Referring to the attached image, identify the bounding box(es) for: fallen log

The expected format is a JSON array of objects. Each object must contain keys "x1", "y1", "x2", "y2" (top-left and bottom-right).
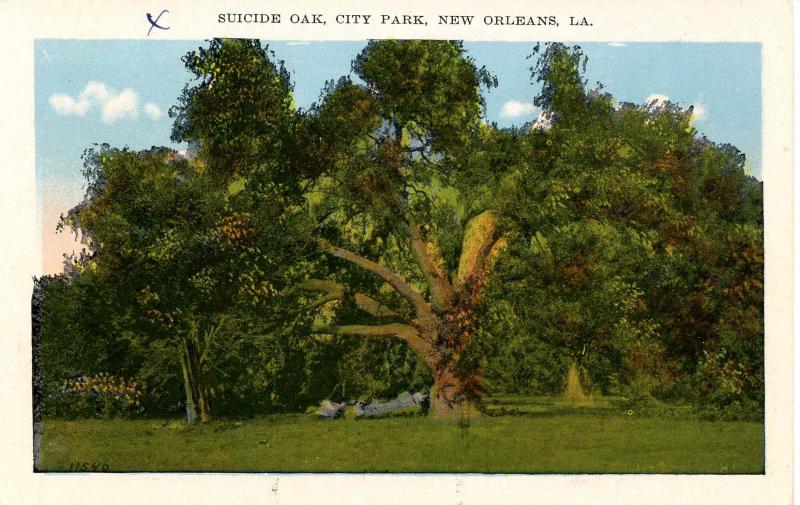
[
  {"x1": 316, "y1": 391, "x2": 429, "y2": 419},
  {"x1": 354, "y1": 391, "x2": 428, "y2": 418}
]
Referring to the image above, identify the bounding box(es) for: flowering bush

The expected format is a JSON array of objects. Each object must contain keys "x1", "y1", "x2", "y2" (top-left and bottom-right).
[{"x1": 52, "y1": 373, "x2": 145, "y2": 418}]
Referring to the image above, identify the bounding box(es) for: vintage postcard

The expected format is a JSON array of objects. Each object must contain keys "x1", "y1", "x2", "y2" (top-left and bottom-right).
[{"x1": 0, "y1": 0, "x2": 793, "y2": 503}]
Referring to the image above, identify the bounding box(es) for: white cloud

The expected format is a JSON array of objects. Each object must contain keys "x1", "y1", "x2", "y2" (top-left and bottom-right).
[
  {"x1": 690, "y1": 103, "x2": 706, "y2": 121},
  {"x1": 286, "y1": 41, "x2": 311, "y2": 46},
  {"x1": 82, "y1": 81, "x2": 111, "y2": 103},
  {"x1": 607, "y1": 42, "x2": 626, "y2": 47},
  {"x1": 500, "y1": 100, "x2": 535, "y2": 118},
  {"x1": 49, "y1": 93, "x2": 89, "y2": 116},
  {"x1": 645, "y1": 93, "x2": 669, "y2": 109},
  {"x1": 532, "y1": 110, "x2": 556, "y2": 131},
  {"x1": 48, "y1": 81, "x2": 142, "y2": 124},
  {"x1": 101, "y1": 89, "x2": 138, "y2": 123},
  {"x1": 144, "y1": 102, "x2": 164, "y2": 120}
]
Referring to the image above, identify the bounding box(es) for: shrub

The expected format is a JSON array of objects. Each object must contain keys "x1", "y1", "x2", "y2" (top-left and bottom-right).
[
  {"x1": 692, "y1": 349, "x2": 763, "y2": 421},
  {"x1": 49, "y1": 373, "x2": 145, "y2": 419}
]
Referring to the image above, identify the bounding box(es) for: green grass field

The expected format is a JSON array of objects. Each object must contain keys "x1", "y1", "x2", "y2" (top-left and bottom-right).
[{"x1": 39, "y1": 396, "x2": 764, "y2": 474}]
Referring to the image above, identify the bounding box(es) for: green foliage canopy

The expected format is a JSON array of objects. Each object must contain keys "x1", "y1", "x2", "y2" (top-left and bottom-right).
[{"x1": 38, "y1": 40, "x2": 763, "y2": 421}]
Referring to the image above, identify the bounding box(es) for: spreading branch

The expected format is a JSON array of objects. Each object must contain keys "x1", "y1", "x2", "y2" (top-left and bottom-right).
[
  {"x1": 353, "y1": 293, "x2": 399, "y2": 318},
  {"x1": 291, "y1": 279, "x2": 345, "y2": 309},
  {"x1": 405, "y1": 216, "x2": 454, "y2": 312},
  {"x1": 393, "y1": 180, "x2": 453, "y2": 312},
  {"x1": 293, "y1": 279, "x2": 400, "y2": 319},
  {"x1": 485, "y1": 236, "x2": 508, "y2": 271},
  {"x1": 312, "y1": 323, "x2": 430, "y2": 355},
  {"x1": 315, "y1": 239, "x2": 434, "y2": 324}
]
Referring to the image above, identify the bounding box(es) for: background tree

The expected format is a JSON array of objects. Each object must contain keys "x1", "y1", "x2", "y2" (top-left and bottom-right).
[{"x1": 481, "y1": 44, "x2": 763, "y2": 416}]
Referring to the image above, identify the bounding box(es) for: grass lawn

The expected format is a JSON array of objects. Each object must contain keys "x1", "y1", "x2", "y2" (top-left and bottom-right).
[{"x1": 39, "y1": 396, "x2": 764, "y2": 474}]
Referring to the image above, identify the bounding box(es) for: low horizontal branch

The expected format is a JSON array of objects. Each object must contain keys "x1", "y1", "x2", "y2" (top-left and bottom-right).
[
  {"x1": 312, "y1": 323, "x2": 430, "y2": 356},
  {"x1": 292, "y1": 278, "x2": 400, "y2": 319}
]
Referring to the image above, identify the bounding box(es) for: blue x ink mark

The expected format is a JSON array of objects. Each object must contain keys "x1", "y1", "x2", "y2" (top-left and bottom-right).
[{"x1": 147, "y1": 10, "x2": 170, "y2": 36}]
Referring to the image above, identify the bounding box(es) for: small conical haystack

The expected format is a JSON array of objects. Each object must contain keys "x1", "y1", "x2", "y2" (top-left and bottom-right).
[{"x1": 564, "y1": 362, "x2": 593, "y2": 406}]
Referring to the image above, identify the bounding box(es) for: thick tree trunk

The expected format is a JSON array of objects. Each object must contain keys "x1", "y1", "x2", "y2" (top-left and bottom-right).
[
  {"x1": 311, "y1": 222, "x2": 506, "y2": 419},
  {"x1": 418, "y1": 322, "x2": 481, "y2": 419},
  {"x1": 429, "y1": 368, "x2": 479, "y2": 418}
]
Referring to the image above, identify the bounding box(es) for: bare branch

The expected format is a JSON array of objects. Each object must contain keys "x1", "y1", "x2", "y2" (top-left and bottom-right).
[
  {"x1": 393, "y1": 183, "x2": 453, "y2": 311},
  {"x1": 293, "y1": 279, "x2": 345, "y2": 298},
  {"x1": 405, "y1": 183, "x2": 435, "y2": 208},
  {"x1": 312, "y1": 323, "x2": 430, "y2": 355},
  {"x1": 418, "y1": 151, "x2": 436, "y2": 165},
  {"x1": 316, "y1": 238, "x2": 436, "y2": 322},
  {"x1": 314, "y1": 322, "x2": 414, "y2": 337},
  {"x1": 292, "y1": 278, "x2": 401, "y2": 319},
  {"x1": 353, "y1": 293, "x2": 399, "y2": 318},
  {"x1": 405, "y1": 216, "x2": 454, "y2": 311},
  {"x1": 290, "y1": 279, "x2": 345, "y2": 310}
]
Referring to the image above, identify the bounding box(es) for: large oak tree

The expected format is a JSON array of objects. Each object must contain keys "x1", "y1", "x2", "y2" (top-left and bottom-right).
[{"x1": 57, "y1": 39, "x2": 763, "y2": 421}]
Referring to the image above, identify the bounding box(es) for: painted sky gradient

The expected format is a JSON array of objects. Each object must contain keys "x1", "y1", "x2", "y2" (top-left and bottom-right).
[{"x1": 35, "y1": 40, "x2": 761, "y2": 275}]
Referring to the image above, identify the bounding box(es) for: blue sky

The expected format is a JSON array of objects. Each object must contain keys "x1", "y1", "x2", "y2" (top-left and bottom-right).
[{"x1": 35, "y1": 40, "x2": 761, "y2": 274}]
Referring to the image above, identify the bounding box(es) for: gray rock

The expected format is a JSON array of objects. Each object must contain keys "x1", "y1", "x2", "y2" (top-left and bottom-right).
[{"x1": 318, "y1": 399, "x2": 347, "y2": 419}]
